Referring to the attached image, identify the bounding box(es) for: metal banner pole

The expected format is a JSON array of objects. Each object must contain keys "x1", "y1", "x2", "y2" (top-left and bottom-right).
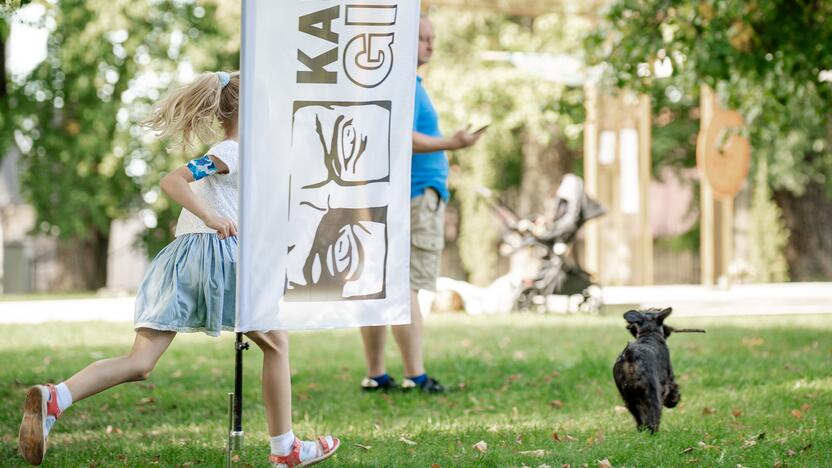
[{"x1": 226, "y1": 332, "x2": 249, "y2": 466}]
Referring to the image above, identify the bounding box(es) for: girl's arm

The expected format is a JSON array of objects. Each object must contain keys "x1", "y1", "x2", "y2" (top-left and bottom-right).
[{"x1": 160, "y1": 159, "x2": 237, "y2": 239}]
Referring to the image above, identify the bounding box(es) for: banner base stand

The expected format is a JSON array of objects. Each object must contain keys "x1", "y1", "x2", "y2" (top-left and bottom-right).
[{"x1": 226, "y1": 333, "x2": 249, "y2": 467}]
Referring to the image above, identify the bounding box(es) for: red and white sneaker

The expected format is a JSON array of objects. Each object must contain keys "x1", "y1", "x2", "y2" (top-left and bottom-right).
[
  {"x1": 18, "y1": 384, "x2": 62, "y2": 466},
  {"x1": 269, "y1": 436, "x2": 340, "y2": 468}
]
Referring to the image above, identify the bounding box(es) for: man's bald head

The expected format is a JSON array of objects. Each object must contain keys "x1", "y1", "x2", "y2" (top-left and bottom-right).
[{"x1": 418, "y1": 16, "x2": 435, "y2": 67}]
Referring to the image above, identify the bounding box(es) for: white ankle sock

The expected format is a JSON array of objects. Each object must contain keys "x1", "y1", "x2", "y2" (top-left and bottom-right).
[
  {"x1": 270, "y1": 430, "x2": 296, "y2": 456},
  {"x1": 55, "y1": 383, "x2": 73, "y2": 413},
  {"x1": 44, "y1": 383, "x2": 73, "y2": 437}
]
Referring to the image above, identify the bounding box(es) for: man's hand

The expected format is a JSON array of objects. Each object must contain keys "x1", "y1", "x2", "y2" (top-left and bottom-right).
[
  {"x1": 204, "y1": 215, "x2": 238, "y2": 240},
  {"x1": 450, "y1": 125, "x2": 484, "y2": 150}
]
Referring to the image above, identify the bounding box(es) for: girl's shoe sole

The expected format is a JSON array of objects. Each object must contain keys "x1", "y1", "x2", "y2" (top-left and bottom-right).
[{"x1": 19, "y1": 386, "x2": 47, "y2": 466}]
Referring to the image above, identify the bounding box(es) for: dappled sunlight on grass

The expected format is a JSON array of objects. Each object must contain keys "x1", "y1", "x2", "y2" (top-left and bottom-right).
[{"x1": 1, "y1": 314, "x2": 830, "y2": 466}]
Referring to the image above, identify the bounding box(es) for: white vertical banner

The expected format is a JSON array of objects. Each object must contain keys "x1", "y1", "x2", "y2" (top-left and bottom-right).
[{"x1": 237, "y1": 0, "x2": 420, "y2": 331}]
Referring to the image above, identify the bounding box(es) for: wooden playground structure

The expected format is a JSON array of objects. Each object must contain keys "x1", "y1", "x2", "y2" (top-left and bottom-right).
[{"x1": 423, "y1": 0, "x2": 752, "y2": 287}]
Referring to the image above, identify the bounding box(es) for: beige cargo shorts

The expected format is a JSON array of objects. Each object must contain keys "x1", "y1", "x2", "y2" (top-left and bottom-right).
[{"x1": 410, "y1": 188, "x2": 445, "y2": 292}]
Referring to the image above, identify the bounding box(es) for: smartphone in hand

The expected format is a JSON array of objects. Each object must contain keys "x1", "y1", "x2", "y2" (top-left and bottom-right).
[{"x1": 471, "y1": 124, "x2": 489, "y2": 134}]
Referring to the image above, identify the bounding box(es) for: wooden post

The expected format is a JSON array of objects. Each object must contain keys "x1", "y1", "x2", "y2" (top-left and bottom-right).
[
  {"x1": 583, "y1": 85, "x2": 653, "y2": 286},
  {"x1": 583, "y1": 83, "x2": 600, "y2": 277},
  {"x1": 637, "y1": 94, "x2": 654, "y2": 285},
  {"x1": 699, "y1": 85, "x2": 735, "y2": 286}
]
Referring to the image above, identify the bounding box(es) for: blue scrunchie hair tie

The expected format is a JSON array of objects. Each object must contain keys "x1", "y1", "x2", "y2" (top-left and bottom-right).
[{"x1": 217, "y1": 71, "x2": 231, "y2": 89}]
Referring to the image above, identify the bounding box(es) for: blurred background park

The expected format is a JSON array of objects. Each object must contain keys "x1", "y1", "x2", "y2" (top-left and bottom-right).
[
  {"x1": 1, "y1": 1, "x2": 831, "y2": 467},
  {"x1": 2, "y1": 0, "x2": 832, "y2": 301}
]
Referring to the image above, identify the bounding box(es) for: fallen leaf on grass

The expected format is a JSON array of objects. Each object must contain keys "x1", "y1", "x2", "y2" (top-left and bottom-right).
[
  {"x1": 741, "y1": 439, "x2": 756, "y2": 449},
  {"x1": 550, "y1": 400, "x2": 564, "y2": 409},
  {"x1": 613, "y1": 405, "x2": 628, "y2": 414},
  {"x1": 431, "y1": 464, "x2": 440, "y2": 468},
  {"x1": 597, "y1": 459, "x2": 612, "y2": 468},
  {"x1": 680, "y1": 447, "x2": 694, "y2": 454},
  {"x1": 519, "y1": 449, "x2": 545, "y2": 457},
  {"x1": 741, "y1": 337, "x2": 764, "y2": 348},
  {"x1": 800, "y1": 403, "x2": 812, "y2": 412},
  {"x1": 472, "y1": 440, "x2": 488, "y2": 453},
  {"x1": 552, "y1": 432, "x2": 577, "y2": 443},
  {"x1": 697, "y1": 441, "x2": 715, "y2": 449},
  {"x1": 786, "y1": 449, "x2": 796, "y2": 457},
  {"x1": 138, "y1": 397, "x2": 156, "y2": 405},
  {"x1": 731, "y1": 409, "x2": 742, "y2": 418},
  {"x1": 355, "y1": 443, "x2": 371, "y2": 451},
  {"x1": 702, "y1": 407, "x2": 716, "y2": 415},
  {"x1": 587, "y1": 431, "x2": 605, "y2": 445},
  {"x1": 105, "y1": 425, "x2": 122, "y2": 434},
  {"x1": 230, "y1": 455, "x2": 239, "y2": 462},
  {"x1": 790, "y1": 409, "x2": 803, "y2": 419},
  {"x1": 399, "y1": 436, "x2": 417, "y2": 446}
]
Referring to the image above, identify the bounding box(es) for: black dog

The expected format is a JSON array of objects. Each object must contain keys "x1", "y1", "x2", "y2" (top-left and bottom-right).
[{"x1": 613, "y1": 308, "x2": 703, "y2": 432}]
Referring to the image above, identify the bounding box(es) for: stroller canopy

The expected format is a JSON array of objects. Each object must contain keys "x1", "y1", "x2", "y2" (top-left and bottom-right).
[{"x1": 538, "y1": 174, "x2": 606, "y2": 244}]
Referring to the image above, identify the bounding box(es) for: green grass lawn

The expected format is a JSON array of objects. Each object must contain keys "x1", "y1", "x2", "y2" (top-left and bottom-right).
[{"x1": 1, "y1": 314, "x2": 830, "y2": 467}]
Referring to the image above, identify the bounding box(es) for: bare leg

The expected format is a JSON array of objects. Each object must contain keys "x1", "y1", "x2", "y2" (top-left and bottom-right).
[
  {"x1": 359, "y1": 325, "x2": 388, "y2": 377},
  {"x1": 246, "y1": 330, "x2": 291, "y2": 436},
  {"x1": 391, "y1": 290, "x2": 425, "y2": 377},
  {"x1": 65, "y1": 328, "x2": 176, "y2": 402}
]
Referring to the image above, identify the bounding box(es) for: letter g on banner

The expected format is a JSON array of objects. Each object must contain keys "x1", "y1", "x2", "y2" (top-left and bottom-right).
[{"x1": 342, "y1": 4, "x2": 398, "y2": 88}]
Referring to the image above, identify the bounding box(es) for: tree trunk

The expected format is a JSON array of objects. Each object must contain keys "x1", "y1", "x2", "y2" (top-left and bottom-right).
[
  {"x1": 515, "y1": 126, "x2": 575, "y2": 217},
  {"x1": 774, "y1": 184, "x2": 832, "y2": 280},
  {"x1": 0, "y1": 21, "x2": 7, "y2": 98},
  {"x1": 56, "y1": 229, "x2": 109, "y2": 291}
]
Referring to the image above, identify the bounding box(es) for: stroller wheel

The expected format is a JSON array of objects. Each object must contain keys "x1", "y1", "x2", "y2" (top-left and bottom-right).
[
  {"x1": 578, "y1": 293, "x2": 602, "y2": 314},
  {"x1": 515, "y1": 291, "x2": 532, "y2": 312},
  {"x1": 515, "y1": 289, "x2": 544, "y2": 313}
]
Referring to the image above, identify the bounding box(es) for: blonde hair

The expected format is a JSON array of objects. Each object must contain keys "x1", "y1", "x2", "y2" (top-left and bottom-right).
[{"x1": 142, "y1": 71, "x2": 240, "y2": 150}]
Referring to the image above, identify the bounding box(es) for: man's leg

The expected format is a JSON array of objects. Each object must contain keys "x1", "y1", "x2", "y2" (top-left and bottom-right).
[
  {"x1": 396, "y1": 188, "x2": 444, "y2": 392},
  {"x1": 359, "y1": 325, "x2": 388, "y2": 378},
  {"x1": 391, "y1": 290, "x2": 424, "y2": 377}
]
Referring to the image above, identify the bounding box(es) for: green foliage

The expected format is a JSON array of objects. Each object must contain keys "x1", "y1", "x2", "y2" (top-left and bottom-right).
[
  {"x1": 1, "y1": 0, "x2": 239, "y2": 262},
  {"x1": 587, "y1": 0, "x2": 832, "y2": 195},
  {"x1": 2, "y1": 314, "x2": 831, "y2": 465},
  {"x1": 426, "y1": 10, "x2": 587, "y2": 283},
  {"x1": 749, "y1": 160, "x2": 790, "y2": 282}
]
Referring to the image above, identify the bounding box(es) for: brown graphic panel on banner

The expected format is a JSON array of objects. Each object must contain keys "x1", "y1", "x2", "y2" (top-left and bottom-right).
[{"x1": 696, "y1": 100, "x2": 751, "y2": 200}]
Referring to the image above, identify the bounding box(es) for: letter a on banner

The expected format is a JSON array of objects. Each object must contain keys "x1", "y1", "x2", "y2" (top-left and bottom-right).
[{"x1": 237, "y1": 1, "x2": 420, "y2": 330}]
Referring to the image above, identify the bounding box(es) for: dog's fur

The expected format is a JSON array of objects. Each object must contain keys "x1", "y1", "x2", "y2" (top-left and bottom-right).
[{"x1": 613, "y1": 308, "x2": 680, "y2": 433}]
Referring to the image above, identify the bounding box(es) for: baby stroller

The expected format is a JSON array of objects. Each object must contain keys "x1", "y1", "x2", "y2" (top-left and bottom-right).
[{"x1": 483, "y1": 174, "x2": 606, "y2": 313}]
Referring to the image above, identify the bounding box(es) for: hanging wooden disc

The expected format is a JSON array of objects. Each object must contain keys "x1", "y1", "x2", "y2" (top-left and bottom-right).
[{"x1": 697, "y1": 107, "x2": 751, "y2": 199}]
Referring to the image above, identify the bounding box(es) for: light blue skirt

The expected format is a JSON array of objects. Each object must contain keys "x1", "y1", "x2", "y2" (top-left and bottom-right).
[{"x1": 134, "y1": 233, "x2": 237, "y2": 337}]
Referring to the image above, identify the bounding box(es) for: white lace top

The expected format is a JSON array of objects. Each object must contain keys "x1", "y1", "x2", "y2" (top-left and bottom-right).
[{"x1": 174, "y1": 140, "x2": 240, "y2": 237}]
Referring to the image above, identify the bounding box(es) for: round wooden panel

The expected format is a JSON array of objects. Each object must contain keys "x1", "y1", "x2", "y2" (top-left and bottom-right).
[{"x1": 697, "y1": 108, "x2": 751, "y2": 199}]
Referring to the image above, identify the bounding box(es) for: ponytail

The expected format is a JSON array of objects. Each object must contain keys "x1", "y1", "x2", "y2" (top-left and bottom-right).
[{"x1": 142, "y1": 71, "x2": 240, "y2": 150}]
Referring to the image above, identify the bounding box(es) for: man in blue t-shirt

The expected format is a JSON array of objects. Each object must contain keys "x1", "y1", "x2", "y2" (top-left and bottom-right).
[{"x1": 359, "y1": 15, "x2": 484, "y2": 393}]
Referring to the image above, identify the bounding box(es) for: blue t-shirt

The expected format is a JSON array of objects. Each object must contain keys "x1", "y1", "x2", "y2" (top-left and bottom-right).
[{"x1": 411, "y1": 76, "x2": 449, "y2": 201}]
